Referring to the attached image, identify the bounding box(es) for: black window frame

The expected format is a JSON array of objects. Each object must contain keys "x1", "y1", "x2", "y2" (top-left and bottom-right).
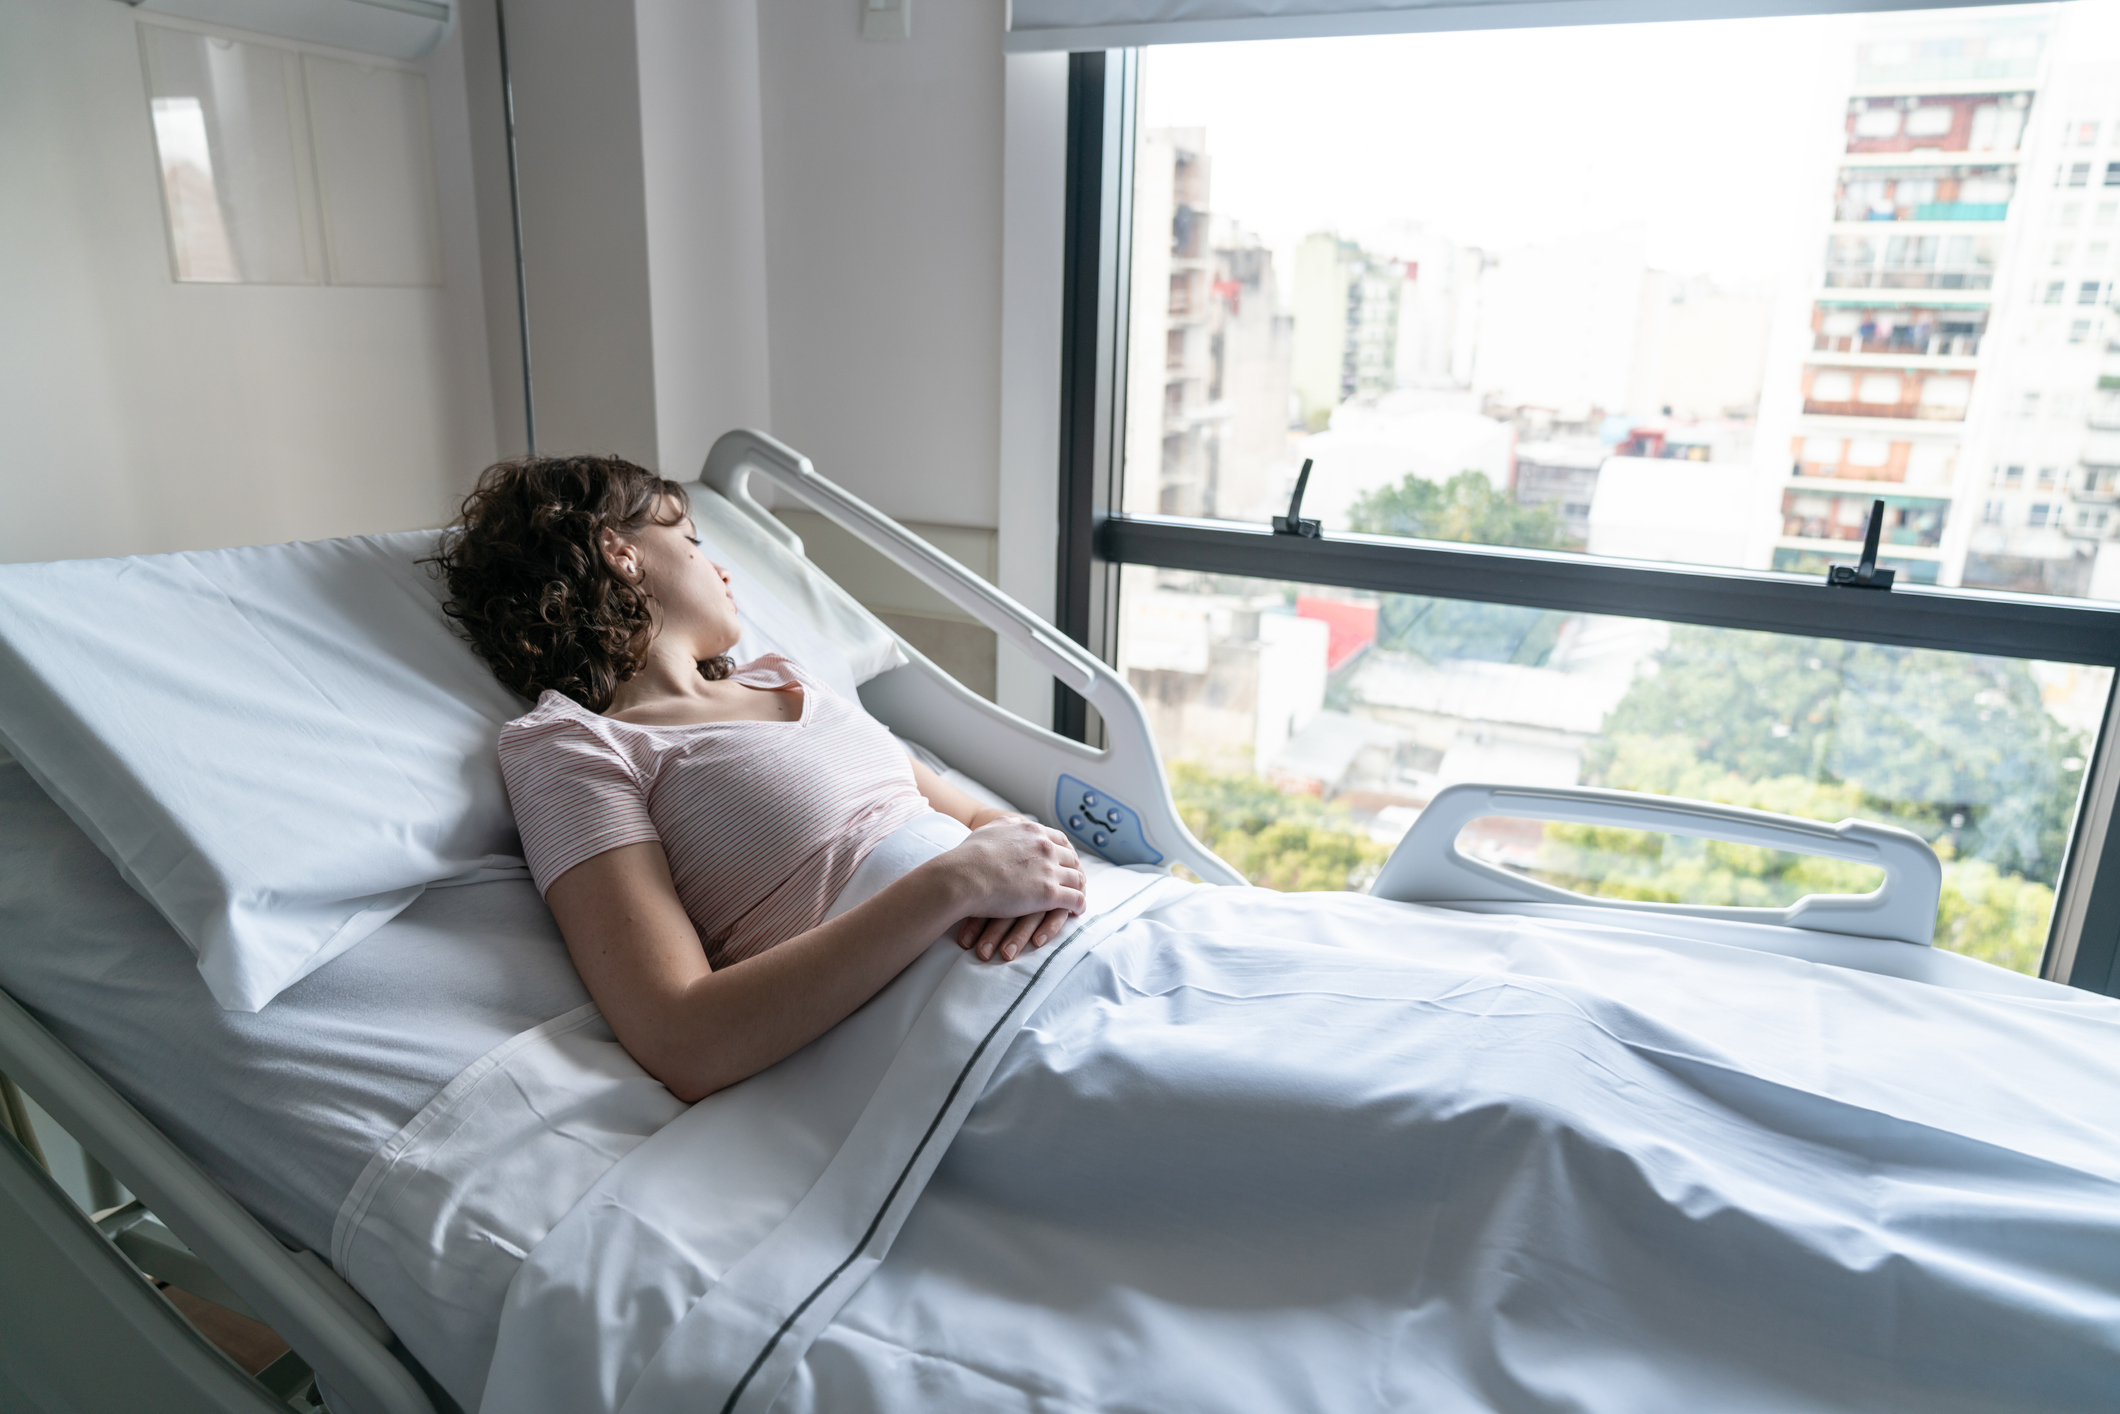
[{"x1": 1053, "y1": 48, "x2": 2120, "y2": 995}]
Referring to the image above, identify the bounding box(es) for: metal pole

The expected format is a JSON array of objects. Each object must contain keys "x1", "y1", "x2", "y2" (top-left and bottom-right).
[{"x1": 494, "y1": 0, "x2": 537, "y2": 455}]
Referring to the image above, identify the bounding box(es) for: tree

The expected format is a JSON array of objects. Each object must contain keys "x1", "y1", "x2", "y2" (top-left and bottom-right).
[
  {"x1": 1584, "y1": 626, "x2": 2088, "y2": 883},
  {"x1": 1531, "y1": 759, "x2": 2053, "y2": 974},
  {"x1": 1347, "y1": 469, "x2": 1568, "y2": 551},
  {"x1": 1169, "y1": 762, "x2": 1386, "y2": 892}
]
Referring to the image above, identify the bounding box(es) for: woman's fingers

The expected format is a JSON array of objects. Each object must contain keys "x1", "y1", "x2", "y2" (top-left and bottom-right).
[{"x1": 995, "y1": 912, "x2": 1043, "y2": 962}]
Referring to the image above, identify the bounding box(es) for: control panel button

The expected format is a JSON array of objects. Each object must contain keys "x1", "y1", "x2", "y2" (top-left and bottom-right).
[{"x1": 1053, "y1": 775, "x2": 1164, "y2": 868}]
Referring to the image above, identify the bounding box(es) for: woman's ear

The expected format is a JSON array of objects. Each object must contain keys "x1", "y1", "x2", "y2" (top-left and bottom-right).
[{"x1": 600, "y1": 526, "x2": 640, "y2": 581}]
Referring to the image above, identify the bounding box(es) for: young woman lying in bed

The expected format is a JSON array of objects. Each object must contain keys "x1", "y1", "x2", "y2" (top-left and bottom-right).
[{"x1": 432, "y1": 455, "x2": 1087, "y2": 1103}]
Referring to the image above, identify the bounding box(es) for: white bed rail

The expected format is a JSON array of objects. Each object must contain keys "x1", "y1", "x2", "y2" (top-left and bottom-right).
[
  {"x1": 701, "y1": 429, "x2": 1245, "y2": 887},
  {"x1": 0, "y1": 986, "x2": 438, "y2": 1414},
  {"x1": 1372, "y1": 783, "x2": 1944, "y2": 946}
]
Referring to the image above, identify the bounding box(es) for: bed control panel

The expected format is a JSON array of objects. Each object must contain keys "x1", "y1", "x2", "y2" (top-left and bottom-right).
[{"x1": 1056, "y1": 775, "x2": 1164, "y2": 868}]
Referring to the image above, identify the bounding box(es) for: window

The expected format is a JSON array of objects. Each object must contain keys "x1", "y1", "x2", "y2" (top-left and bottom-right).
[
  {"x1": 1847, "y1": 437, "x2": 1894, "y2": 467},
  {"x1": 2062, "y1": 202, "x2": 2085, "y2": 228},
  {"x1": 1918, "y1": 375, "x2": 1972, "y2": 412},
  {"x1": 1854, "y1": 107, "x2": 1902, "y2": 139},
  {"x1": 1064, "y1": 6, "x2": 2120, "y2": 993},
  {"x1": 2074, "y1": 119, "x2": 2104, "y2": 146},
  {"x1": 2070, "y1": 162, "x2": 2093, "y2": 186},
  {"x1": 2100, "y1": 200, "x2": 2120, "y2": 225},
  {"x1": 2083, "y1": 281, "x2": 2105, "y2": 304},
  {"x1": 1810, "y1": 370, "x2": 1856, "y2": 402},
  {"x1": 2037, "y1": 465, "x2": 2059, "y2": 489},
  {"x1": 2107, "y1": 162, "x2": 2120, "y2": 186},
  {"x1": 140, "y1": 23, "x2": 440, "y2": 288},
  {"x1": 2073, "y1": 319, "x2": 2095, "y2": 344},
  {"x1": 1858, "y1": 372, "x2": 1904, "y2": 404},
  {"x1": 2054, "y1": 242, "x2": 2076, "y2": 266},
  {"x1": 2029, "y1": 502, "x2": 2055, "y2": 527}
]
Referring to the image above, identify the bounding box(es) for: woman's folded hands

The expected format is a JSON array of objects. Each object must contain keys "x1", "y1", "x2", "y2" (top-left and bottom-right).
[{"x1": 933, "y1": 816, "x2": 1087, "y2": 963}]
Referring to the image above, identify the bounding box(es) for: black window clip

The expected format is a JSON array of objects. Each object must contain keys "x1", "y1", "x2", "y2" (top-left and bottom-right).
[
  {"x1": 1273, "y1": 459, "x2": 1322, "y2": 539},
  {"x1": 1827, "y1": 498, "x2": 1895, "y2": 591}
]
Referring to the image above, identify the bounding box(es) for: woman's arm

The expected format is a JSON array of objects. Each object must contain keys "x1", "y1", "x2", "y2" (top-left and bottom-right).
[
  {"x1": 909, "y1": 756, "x2": 1016, "y2": 830},
  {"x1": 543, "y1": 819, "x2": 1085, "y2": 1103}
]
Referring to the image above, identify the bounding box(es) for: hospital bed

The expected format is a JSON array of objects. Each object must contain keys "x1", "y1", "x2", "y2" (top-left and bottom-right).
[{"x1": 0, "y1": 429, "x2": 2102, "y2": 1414}]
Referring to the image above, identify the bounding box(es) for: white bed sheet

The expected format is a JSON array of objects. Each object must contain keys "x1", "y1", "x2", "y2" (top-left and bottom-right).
[
  {"x1": 0, "y1": 731, "x2": 1021, "y2": 1262},
  {"x1": 0, "y1": 753, "x2": 590, "y2": 1255}
]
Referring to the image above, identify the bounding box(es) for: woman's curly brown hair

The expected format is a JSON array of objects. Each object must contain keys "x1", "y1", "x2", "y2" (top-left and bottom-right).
[{"x1": 429, "y1": 454, "x2": 734, "y2": 710}]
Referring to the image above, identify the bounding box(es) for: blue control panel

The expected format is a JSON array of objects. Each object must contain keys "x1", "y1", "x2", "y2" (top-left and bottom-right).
[{"x1": 1055, "y1": 775, "x2": 1164, "y2": 867}]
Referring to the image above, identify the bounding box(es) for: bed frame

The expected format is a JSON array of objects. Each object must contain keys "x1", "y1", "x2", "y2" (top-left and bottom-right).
[{"x1": 0, "y1": 428, "x2": 2027, "y2": 1412}]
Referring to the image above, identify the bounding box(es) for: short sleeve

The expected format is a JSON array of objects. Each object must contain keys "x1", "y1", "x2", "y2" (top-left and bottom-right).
[{"x1": 497, "y1": 707, "x2": 661, "y2": 895}]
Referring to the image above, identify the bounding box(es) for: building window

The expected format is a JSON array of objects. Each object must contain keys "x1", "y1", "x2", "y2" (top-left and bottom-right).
[
  {"x1": 2037, "y1": 466, "x2": 2059, "y2": 489},
  {"x1": 2082, "y1": 281, "x2": 2104, "y2": 305},
  {"x1": 2074, "y1": 120, "x2": 2103, "y2": 146},
  {"x1": 2054, "y1": 242, "x2": 2076, "y2": 266},
  {"x1": 2073, "y1": 319, "x2": 2095, "y2": 344},
  {"x1": 2069, "y1": 162, "x2": 2093, "y2": 187},
  {"x1": 2046, "y1": 280, "x2": 2067, "y2": 304},
  {"x1": 2021, "y1": 392, "x2": 2042, "y2": 419},
  {"x1": 1857, "y1": 372, "x2": 1904, "y2": 405},
  {"x1": 1069, "y1": 21, "x2": 2120, "y2": 992},
  {"x1": 2100, "y1": 200, "x2": 2120, "y2": 226},
  {"x1": 2107, "y1": 161, "x2": 2120, "y2": 187},
  {"x1": 2029, "y1": 502, "x2": 2055, "y2": 527},
  {"x1": 1810, "y1": 370, "x2": 1856, "y2": 402}
]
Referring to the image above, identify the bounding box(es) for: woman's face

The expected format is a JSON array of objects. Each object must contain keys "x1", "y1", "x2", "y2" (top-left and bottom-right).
[{"x1": 605, "y1": 496, "x2": 742, "y2": 660}]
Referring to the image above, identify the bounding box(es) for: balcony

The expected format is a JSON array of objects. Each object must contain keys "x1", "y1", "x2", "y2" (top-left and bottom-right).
[
  {"x1": 1824, "y1": 269, "x2": 1995, "y2": 292},
  {"x1": 1811, "y1": 332, "x2": 1981, "y2": 358},
  {"x1": 1842, "y1": 93, "x2": 2029, "y2": 158},
  {"x1": 1781, "y1": 490, "x2": 1948, "y2": 549}
]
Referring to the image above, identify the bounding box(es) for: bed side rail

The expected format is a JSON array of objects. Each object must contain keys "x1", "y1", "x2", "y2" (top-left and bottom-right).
[
  {"x1": 1372, "y1": 783, "x2": 1944, "y2": 947},
  {"x1": 0, "y1": 986, "x2": 437, "y2": 1414},
  {"x1": 701, "y1": 428, "x2": 1244, "y2": 887}
]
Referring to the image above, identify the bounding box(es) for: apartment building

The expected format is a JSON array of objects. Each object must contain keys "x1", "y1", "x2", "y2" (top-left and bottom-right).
[
  {"x1": 1125, "y1": 128, "x2": 1295, "y2": 520},
  {"x1": 1290, "y1": 233, "x2": 1416, "y2": 427},
  {"x1": 1774, "y1": 16, "x2": 2047, "y2": 588},
  {"x1": 1966, "y1": 59, "x2": 2120, "y2": 598}
]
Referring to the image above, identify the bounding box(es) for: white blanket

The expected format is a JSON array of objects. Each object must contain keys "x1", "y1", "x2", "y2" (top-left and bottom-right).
[{"x1": 471, "y1": 885, "x2": 2120, "y2": 1414}]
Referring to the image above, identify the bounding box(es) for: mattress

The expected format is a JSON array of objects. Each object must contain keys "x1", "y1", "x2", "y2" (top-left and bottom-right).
[
  {"x1": 0, "y1": 735, "x2": 1024, "y2": 1259},
  {"x1": 0, "y1": 752, "x2": 590, "y2": 1255}
]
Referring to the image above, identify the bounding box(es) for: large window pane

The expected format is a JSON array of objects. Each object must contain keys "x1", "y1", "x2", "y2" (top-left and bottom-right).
[
  {"x1": 1122, "y1": 1, "x2": 2120, "y2": 600},
  {"x1": 1118, "y1": 564, "x2": 2111, "y2": 976}
]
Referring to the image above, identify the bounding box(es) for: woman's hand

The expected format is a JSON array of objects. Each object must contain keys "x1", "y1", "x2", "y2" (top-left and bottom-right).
[{"x1": 931, "y1": 818, "x2": 1086, "y2": 963}]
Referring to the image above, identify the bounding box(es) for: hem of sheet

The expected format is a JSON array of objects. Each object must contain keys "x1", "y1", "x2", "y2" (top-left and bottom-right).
[
  {"x1": 332, "y1": 807, "x2": 1008, "y2": 1410},
  {"x1": 603, "y1": 871, "x2": 1186, "y2": 1414}
]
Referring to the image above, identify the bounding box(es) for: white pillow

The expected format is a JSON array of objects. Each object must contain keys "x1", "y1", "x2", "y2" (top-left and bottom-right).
[{"x1": 0, "y1": 487, "x2": 906, "y2": 1012}]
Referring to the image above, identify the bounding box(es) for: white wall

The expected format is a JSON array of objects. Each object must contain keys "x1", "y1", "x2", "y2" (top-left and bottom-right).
[
  {"x1": 635, "y1": 0, "x2": 773, "y2": 481},
  {"x1": 752, "y1": 0, "x2": 1006, "y2": 529},
  {"x1": 0, "y1": 0, "x2": 498, "y2": 564}
]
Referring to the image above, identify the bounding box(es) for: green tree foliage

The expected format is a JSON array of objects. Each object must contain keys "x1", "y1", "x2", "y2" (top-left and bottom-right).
[
  {"x1": 1555, "y1": 728, "x2": 2060, "y2": 974},
  {"x1": 1347, "y1": 469, "x2": 1568, "y2": 551},
  {"x1": 1169, "y1": 762, "x2": 1386, "y2": 893},
  {"x1": 1585, "y1": 626, "x2": 2087, "y2": 884}
]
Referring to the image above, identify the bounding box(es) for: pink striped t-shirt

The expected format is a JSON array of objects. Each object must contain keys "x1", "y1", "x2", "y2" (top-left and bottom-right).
[{"x1": 497, "y1": 655, "x2": 930, "y2": 968}]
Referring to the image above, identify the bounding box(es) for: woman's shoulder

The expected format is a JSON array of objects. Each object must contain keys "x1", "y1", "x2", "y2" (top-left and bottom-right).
[{"x1": 498, "y1": 691, "x2": 628, "y2": 762}]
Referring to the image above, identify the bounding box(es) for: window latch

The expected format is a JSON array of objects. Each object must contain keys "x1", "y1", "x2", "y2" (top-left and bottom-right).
[
  {"x1": 1272, "y1": 459, "x2": 1322, "y2": 539},
  {"x1": 1827, "y1": 498, "x2": 1895, "y2": 591}
]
